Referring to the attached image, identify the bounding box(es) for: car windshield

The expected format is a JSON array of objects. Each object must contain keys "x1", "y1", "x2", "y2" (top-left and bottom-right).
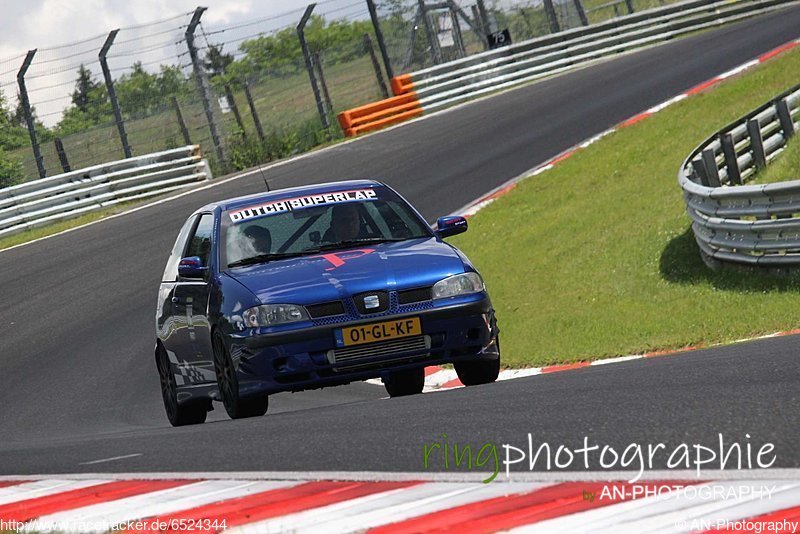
[{"x1": 221, "y1": 187, "x2": 432, "y2": 269}]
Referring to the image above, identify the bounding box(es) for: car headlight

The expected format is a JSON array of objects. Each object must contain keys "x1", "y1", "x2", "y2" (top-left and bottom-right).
[
  {"x1": 432, "y1": 272, "x2": 484, "y2": 299},
  {"x1": 243, "y1": 304, "x2": 309, "y2": 327}
]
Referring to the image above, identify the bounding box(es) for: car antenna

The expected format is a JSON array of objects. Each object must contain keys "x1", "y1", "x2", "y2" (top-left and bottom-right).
[{"x1": 257, "y1": 164, "x2": 270, "y2": 192}]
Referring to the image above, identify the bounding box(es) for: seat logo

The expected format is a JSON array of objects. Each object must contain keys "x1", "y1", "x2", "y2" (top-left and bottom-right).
[{"x1": 364, "y1": 295, "x2": 380, "y2": 309}]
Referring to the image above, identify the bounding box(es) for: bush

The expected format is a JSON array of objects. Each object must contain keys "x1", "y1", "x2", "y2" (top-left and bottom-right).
[{"x1": 0, "y1": 148, "x2": 23, "y2": 189}]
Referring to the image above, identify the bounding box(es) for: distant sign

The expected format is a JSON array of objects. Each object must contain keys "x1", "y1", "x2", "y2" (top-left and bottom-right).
[{"x1": 487, "y1": 29, "x2": 512, "y2": 49}]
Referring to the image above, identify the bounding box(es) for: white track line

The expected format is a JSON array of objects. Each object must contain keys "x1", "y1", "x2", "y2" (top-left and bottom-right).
[{"x1": 0, "y1": 479, "x2": 110, "y2": 506}]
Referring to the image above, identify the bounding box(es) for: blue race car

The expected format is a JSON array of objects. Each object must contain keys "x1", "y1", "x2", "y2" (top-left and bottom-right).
[{"x1": 155, "y1": 180, "x2": 500, "y2": 425}]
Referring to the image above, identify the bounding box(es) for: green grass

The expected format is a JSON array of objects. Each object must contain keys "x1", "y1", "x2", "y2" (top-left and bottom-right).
[
  {"x1": 753, "y1": 131, "x2": 800, "y2": 184},
  {"x1": 449, "y1": 47, "x2": 800, "y2": 368}
]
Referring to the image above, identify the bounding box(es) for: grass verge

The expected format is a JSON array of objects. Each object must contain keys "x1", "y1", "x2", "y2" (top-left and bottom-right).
[{"x1": 450, "y1": 47, "x2": 800, "y2": 368}]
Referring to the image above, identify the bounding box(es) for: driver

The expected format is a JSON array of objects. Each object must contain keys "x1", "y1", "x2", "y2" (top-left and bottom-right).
[
  {"x1": 325, "y1": 203, "x2": 362, "y2": 242},
  {"x1": 243, "y1": 225, "x2": 272, "y2": 254}
]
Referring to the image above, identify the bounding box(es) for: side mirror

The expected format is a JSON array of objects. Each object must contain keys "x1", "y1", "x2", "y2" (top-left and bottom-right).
[
  {"x1": 436, "y1": 216, "x2": 468, "y2": 238},
  {"x1": 178, "y1": 256, "x2": 208, "y2": 279}
]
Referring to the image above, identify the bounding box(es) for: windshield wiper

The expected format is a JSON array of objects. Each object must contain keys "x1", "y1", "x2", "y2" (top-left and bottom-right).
[
  {"x1": 303, "y1": 237, "x2": 410, "y2": 253},
  {"x1": 227, "y1": 251, "x2": 310, "y2": 268}
]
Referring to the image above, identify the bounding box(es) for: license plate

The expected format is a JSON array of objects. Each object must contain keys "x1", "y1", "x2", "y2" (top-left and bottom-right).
[{"x1": 336, "y1": 317, "x2": 422, "y2": 347}]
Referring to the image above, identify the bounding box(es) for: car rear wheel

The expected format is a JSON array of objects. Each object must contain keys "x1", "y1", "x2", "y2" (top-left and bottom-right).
[
  {"x1": 156, "y1": 344, "x2": 208, "y2": 426},
  {"x1": 384, "y1": 367, "x2": 425, "y2": 397},
  {"x1": 454, "y1": 337, "x2": 501, "y2": 386},
  {"x1": 213, "y1": 333, "x2": 268, "y2": 419}
]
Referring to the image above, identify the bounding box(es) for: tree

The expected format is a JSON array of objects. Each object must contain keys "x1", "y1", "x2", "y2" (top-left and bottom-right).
[
  {"x1": 204, "y1": 44, "x2": 233, "y2": 78},
  {"x1": 71, "y1": 65, "x2": 103, "y2": 113},
  {"x1": 0, "y1": 90, "x2": 29, "y2": 151}
]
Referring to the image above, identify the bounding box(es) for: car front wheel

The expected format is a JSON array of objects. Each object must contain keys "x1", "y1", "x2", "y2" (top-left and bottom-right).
[
  {"x1": 213, "y1": 333, "x2": 268, "y2": 419},
  {"x1": 454, "y1": 336, "x2": 501, "y2": 386},
  {"x1": 156, "y1": 344, "x2": 208, "y2": 426},
  {"x1": 384, "y1": 367, "x2": 425, "y2": 397}
]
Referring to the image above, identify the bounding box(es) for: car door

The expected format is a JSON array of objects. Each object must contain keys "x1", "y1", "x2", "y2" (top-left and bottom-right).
[
  {"x1": 158, "y1": 214, "x2": 197, "y2": 383},
  {"x1": 171, "y1": 212, "x2": 216, "y2": 385}
]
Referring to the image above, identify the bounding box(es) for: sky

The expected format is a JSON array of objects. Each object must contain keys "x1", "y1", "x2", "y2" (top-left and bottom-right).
[{"x1": 0, "y1": 0, "x2": 366, "y2": 125}]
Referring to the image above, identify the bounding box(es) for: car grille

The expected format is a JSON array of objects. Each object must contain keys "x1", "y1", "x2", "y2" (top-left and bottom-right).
[
  {"x1": 327, "y1": 335, "x2": 431, "y2": 368},
  {"x1": 398, "y1": 287, "x2": 432, "y2": 304},
  {"x1": 307, "y1": 300, "x2": 345, "y2": 318}
]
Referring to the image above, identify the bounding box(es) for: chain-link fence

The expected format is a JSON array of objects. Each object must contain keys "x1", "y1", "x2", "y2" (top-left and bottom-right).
[{"x1": 0, "y1": 0, "x2": 691, "y2": 186}]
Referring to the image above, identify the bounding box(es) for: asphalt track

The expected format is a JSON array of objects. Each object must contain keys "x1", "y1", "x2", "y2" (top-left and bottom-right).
[{"x1": 1, "y1": 7, "x2": 799, "y2": 475}]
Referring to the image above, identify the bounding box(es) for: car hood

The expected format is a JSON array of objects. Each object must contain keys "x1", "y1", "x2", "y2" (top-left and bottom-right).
[{"x1": 226, "y1": 238, "x2": 466, "y2": 304}]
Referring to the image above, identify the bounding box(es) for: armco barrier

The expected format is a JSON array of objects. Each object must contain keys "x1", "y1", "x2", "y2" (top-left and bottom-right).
[
  {"x1": 679, "y1": 83, "x2": 800, "y2": 267},
  {"x1": 0, "y1": 145, "x2": 211, "y2": 239},
  {"x1": 339, "y1": 0, "x2": 799, "y2": 137}
]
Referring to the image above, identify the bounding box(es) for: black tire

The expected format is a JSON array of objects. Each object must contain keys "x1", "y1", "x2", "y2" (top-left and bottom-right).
[
  {"x1": 213, "y1": 333, "x2": 268, "y2": 419},
  {"x1": 156, "y1": 344, "x2": 208, "y2": 426},
  {"x1": 454, "y1": 337, "x2": 501, "y2": 386},
  {"x1": 384, "y1": 366, "x2": 425, "y2": 397}
]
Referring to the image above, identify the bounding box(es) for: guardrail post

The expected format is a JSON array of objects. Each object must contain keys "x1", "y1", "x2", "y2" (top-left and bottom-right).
[
  {"x1": 224, "y1": 84, "x2": 247, "y2": 138},
  {"x1": 298, "y1": 4, "x2": 331, "y2": 133},
  {"x1": 54, "y1": 138, "x2": 71, "y2": 173},
  {"x1": 364, "y1": 34, "x2": 389, "y2": 99},
  {"x1": 186, "y1": 7, "x2": 225, "y2": 166},
  {"x1": 574, "y1": 0, "x2": 589, "y2": 26},
  {"x1": 701, "y1": 148, "x2": 721, "y2": 187},
  {"x1": 17, "y1": 50, "x2": 46, "y2": 179},
  {"x1": 99, "y1": 30, "x2": 132, "y2": 159},
  {"x1": 776, "y1": 98, "x2": 795, "y2": 140},
  {"x1": 243, "y1": 82, "x2": 265, "y2": 143},
  {"x1": 690, "y1": 159, "x2": 710, "y2": 187},
  {"x1": 418, "y1": 0, "x2": 442, "y2": 64},
  {"x1": 720, "y1": 133, "x2": 741, "y2": 185},
  {"x1": 366, "y1": 0, "x2": 394, "y2": 79},
  {"x1": 747, "y1": 119, "x2": 767, "y2": 169},
  {"x1": 543, "y1": 0, "x2": 561, "y2": 34},
  {"x1": 171, "y1": 96, "x2": 192, "y2": 145}
]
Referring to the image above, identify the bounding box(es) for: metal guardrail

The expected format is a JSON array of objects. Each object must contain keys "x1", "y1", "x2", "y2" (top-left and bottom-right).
[
  {"x1": 679, "y1": 83, "x2": 800, "y2": 267},
  {"x1": 0, "y1": 146, "x2": 211, "y2": 239},
  {"x1": 338, "y1": 0, "x2": 799, "y2": 137}
]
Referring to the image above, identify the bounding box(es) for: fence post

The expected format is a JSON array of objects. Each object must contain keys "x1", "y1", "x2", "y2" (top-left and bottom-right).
[
  {"x1": 366, "y1": 0, "x2": 394, "y2": 80},
  {"x1": 54, "y1": 138, "x2": 71, "y2": 173},
  {"x1": 542, "y1": 0, "x2": 561, "y2": 34},
  {"x1": 363, "y1": 34, "x2": 389, "y2": 99},
  {"x1": 298, "y1": 3, "x2": 331, "y2": 132},
  {"x1": 186, "y1": 7, "x2": 225, "y2": 165},
  {"x1": 574, "y1": 0, "x2": 589, "y2": 26},
  {"x1": 446, "y1": 0, "x2": 489, "y2": 50},
  {"x1": 476, "y1": 0, "x2": 492, "y2": 32},
  {"x1": 312, "y1": 51, "x2": 334, "y2": 117},
  {"x1": 17, "y1": 50, "x2": 45, "y2": 179},
  {"x1": 171, "y1": 96, "x2": 192, "y2": 145},
  {"x1": 417, "y1": 0, "x2": 442, "y2": 64},
  {"x1": 471, "y1": 6, "x2": 489, "y2": 50},
  {"x1": 243, "y1": 82, "x2": 265, "y2": 142},
  {"x1": 625, "y1": 0, "x2": 635, "y2": 14},
  {"x1": 224, "y1": 84, "x2": 247, "y2": 138},
  {"x1": 99, "y1": 29, "x2": 132, "y2": 159}
]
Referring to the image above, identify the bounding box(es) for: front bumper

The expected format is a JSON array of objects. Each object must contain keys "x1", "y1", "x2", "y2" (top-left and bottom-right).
[{"x1": 225, "y1": 295, "x2": 498, "y2": 396}]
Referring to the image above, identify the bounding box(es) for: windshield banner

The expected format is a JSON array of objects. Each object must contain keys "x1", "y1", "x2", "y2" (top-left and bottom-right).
[{"x1": 230, "y1": 189, "x2": 378, "y2": 223}]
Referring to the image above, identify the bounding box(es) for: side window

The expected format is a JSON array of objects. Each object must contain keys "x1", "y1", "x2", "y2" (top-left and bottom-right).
[
  {"x1": 185, "y1": 214, "x2": 215, "y2": 270},
  {"x1": 162, "y1": 215, "x2": 197, "y2": 282}
]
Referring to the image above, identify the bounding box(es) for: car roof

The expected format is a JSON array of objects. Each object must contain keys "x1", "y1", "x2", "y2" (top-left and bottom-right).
[{"x1": 196, "y1": 179, "x2": 385, "y2": 214}]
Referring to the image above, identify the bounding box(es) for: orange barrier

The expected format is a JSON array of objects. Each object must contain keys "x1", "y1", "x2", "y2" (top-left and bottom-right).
[
  {"x1": 337, "y1": 91, "x2": 421, "y2": 137},
  {"x1": 390, "y1": 74, "x2": 415, "y2": 96}
]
